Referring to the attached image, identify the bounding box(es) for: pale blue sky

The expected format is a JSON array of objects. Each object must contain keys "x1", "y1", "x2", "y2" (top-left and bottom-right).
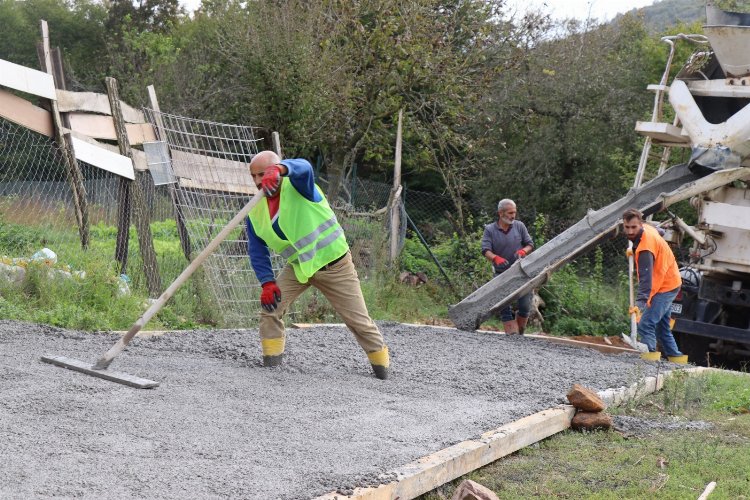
[
  {"x1": 180, "y1": 0, "x2": 659, "y2": 21},
  {"x1": 504, "y1": 0, "x2": 658, "y2": 21}
]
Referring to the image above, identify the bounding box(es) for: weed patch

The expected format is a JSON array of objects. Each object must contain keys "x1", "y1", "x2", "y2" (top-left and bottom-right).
[{"x1": 420, "y1": 371, "x2": 750, "y2": 499}]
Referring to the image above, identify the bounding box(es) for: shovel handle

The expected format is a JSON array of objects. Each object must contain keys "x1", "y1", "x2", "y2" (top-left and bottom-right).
[{"x1": 94, "y1": 190, "x2": 265, "y2": 370}]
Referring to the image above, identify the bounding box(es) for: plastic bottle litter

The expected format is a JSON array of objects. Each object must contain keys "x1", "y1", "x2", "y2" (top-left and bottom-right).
[
  {"x1": 31, "y1": 248, "x2": 57, "y2": 265},
  {"x1": 117, "y1": 274, "x2": 131, "y2": 296}
]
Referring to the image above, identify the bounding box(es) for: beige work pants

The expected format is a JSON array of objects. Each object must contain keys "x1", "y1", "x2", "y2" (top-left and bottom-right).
[{"x1": 259, "y1": 252, "x2": 386, "y2": 354}]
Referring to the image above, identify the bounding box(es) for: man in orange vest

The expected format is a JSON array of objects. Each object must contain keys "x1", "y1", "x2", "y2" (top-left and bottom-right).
[{"x1": 622, "y1": 208, "x2": 687, "y2": 363}]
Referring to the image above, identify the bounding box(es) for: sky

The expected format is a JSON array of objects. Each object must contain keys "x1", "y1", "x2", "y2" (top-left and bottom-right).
[
  {"x1": 180, "y1": 0, "x2": 658, "y2": 21},
  {"x1": 503, "y1": 0, "x2": 658, "y2": 22}
]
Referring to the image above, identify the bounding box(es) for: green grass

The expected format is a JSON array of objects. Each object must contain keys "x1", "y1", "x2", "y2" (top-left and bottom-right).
[
  {"x1": 420, "y1": 371, "x2": 750, "y2": 499},
  {"x1": 0, "y1": 218, "x2": 215, "y2": 331}
]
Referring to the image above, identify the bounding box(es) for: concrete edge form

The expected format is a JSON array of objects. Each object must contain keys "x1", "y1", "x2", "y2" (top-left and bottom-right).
[
  {"x1": 294, "y1": 323, "x2": 638, "y2": 355},
  {"x1": 315, "y1": 366, "x2": 717, "y2": 500}
]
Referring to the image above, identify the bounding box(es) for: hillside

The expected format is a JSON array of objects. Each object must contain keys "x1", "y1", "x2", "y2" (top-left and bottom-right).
[{"x1": 617, "y1": 0, "x2": 706, "y2": 32}]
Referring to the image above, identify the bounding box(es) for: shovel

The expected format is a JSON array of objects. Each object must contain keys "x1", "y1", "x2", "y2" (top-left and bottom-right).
[{"x1": 622, "y1": 240, "x2": 648, "y2": 352}]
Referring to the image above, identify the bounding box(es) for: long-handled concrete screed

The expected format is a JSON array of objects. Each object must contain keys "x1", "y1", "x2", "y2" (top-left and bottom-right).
[
  {"x1": 622, "y1": 240, "x2": 648, "y2": 353},
  {"x1": 41, "y1": 191, "x2": 266, "y2": 388}
]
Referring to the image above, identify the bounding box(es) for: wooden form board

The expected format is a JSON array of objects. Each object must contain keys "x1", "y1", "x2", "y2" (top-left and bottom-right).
[
  {"x1": 70, "y1": 135, "x2": 134, "y2": 180},
  {"x1": 0, "y1": 58, "x2": 56, "y2": 100},
  {"x1": 0, "y1": 87, "x2": 54, "y2": 137},
  {"x1": 56, "y1": 89, "x2": 145, "y2": 123},
  {"x1": 635, "y1": 121, "x2": 690, "y2": 145},
  {"x1": 171, "y1": 149, "x2": 258, "y2": 194},
  {"x1": 316, "y1": 366, "x2": 712, "y2": 500},
  {"x1": 68, "y1": 112, "x2": 156, "y2": 145},
  {"x1": 70, "y1": 132, "x2": 148, "y2": 172}
]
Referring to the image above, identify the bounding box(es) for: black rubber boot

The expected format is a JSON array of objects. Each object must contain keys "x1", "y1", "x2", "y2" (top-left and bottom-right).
[
  {"x1": 371, "y1": 364, "x2": 388, "y2": 380},
  {"x1": 263, "y1": 354, "x2": 283, "y2": 367}
]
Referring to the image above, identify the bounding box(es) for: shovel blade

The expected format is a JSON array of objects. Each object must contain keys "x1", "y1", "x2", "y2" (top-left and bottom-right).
[{"x1": 41, "y1": 355, "x2": 159, "y2": 389}]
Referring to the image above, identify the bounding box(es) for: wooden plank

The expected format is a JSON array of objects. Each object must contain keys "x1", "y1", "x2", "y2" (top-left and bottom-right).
[
  {"x1": 315, "y1": 407, "x2": 576, "y2": 500},
  {"x1": 41, "y1": 355, "x2": 158, "y2": 389},
  {"x1": 0, "y1": 58, "x2": 56, "y2": 100},
  {"x1": 523, "y1": 334, "x2": 637, "y2": 354},
  {"x1": 0, "y1": 87, "x2": 54, "y2": 136},
  {"x1": 106, "y1": 76, "x2": 161, "y2": 296},
  {"x1": 70, "y1": 135, "x2": 134, "y2": 179},
  {"x1": 67, "y1": 112, "x2": 156, "y2": 145},
  {"x1": 56, "y1": 89, "x2": 145, "y2": 123},
  {"x1": 317, "y1": 366, "x2": 711, "y2": 500},
  {"x1": 70, "y1": 135, "x2": 148, "y2": 171},
  {"x1": 39, "y1": 21, "x2": 90, "y2": 250},
  {"x1": 69, "y1": 132, "x2": 147, "y2": 170},
  {"x1": 178, "y1": 178, "x2": 257, "y2": 194},
  {"x1": 171, "y1": 149, "x2": 257, "y2": 194},
  {"x1": 635, "y1": 121, "x2": 690, "y2": 144}
]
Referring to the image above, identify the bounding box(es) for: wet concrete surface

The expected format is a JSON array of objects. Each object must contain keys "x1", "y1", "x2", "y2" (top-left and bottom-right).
[{"x1": 1, "y1": 320, "x2": 678, "y2": 499}]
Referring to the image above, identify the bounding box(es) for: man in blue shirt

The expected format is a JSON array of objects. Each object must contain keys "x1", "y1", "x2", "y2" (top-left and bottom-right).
[
  {"x1": 481, "y1": 199, "x2": 534, "y2": 334},
  {"x1": 245, "y1": 151, "x2": 389, "y2": 379}
]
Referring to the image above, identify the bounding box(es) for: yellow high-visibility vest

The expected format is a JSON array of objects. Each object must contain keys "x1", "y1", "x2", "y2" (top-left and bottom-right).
[{"x1": 248, "y1": 177, "x2": 348, "y2": 283}]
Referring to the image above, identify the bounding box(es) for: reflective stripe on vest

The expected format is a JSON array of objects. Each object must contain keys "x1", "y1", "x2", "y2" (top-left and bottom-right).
[
  {"x1": 280, "y1": 216, "x2": 339, "y2": 260},
  {"x1": 248, "y1": 176, "x2": 348, "y2": 283}
]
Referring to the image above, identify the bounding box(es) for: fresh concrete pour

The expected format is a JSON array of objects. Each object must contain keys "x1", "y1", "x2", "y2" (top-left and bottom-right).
[{"x1": 2, "y1": 320, "x2": 678, "y2": 498}]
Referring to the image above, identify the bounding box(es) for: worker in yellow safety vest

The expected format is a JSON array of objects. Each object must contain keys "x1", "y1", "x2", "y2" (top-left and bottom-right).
[{"x1": 245, "y1": 150, "x2": 390, "y2": 379}]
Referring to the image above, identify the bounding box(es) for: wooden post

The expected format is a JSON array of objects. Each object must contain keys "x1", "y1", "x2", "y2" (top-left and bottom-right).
[
  {"x1": 38, "y1": 21, "x2": 90, "y2": 249},
  {"x1": 389, "y1": 109, "x2": 403, "y2": 262},
  {"x1": 272, "y1": 131, "x2": 282, "y2": 157},
  {"x1": 147, "y1": 85, "x2": 191, "y2": 260},
  {"x1": 106, "y1": 77, "x2": 162, "y2": 296}
]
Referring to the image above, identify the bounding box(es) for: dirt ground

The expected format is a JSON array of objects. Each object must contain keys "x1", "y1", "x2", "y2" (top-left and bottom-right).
[{"x1": 1, "y1": 319, "x2": 679, "y2": 499}]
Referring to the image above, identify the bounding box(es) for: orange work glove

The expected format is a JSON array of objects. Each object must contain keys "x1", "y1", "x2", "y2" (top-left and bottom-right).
[
  {"x1": 628, "y1": 305, "x2": 641, "y2": 323},
  {"x1": 492, "y1": 255, "x2": 509, "y2": 273}
]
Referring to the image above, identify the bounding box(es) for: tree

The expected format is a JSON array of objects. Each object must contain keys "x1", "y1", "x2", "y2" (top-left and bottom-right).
[{"x1": 474, "y1": 14, "x2": 653, "y2": 227}]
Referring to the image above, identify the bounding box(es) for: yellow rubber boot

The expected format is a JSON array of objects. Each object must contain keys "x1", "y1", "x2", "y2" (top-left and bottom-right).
[
  {"x1": 261, "y1": 337, "x2": 285, "y2": 367},
  {"x1": 667, "y1": 355, "x2": 689, "y2": 364},
  {"x1": 640, "y1": 351, "x2": 662, "y2": 361},
  {"x1": 367, "y1": 346, "x2": 390, "y2": 380}
]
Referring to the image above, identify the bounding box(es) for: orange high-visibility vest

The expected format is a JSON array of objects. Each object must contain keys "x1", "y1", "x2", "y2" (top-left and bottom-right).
[{"x1": 635, "y1": 224, "x2": 681, "y2": 305}]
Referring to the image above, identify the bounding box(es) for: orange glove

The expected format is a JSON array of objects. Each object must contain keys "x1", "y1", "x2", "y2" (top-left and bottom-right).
[
  {"x1": 492, "y1": 255, "x2": 509, "y2": 273},
  {"x1": 628, "y1": 305, "x2": 641, "y2": 323},
  {"x1": 515, "y1": 249, "x2": 527, "y2": 259}
]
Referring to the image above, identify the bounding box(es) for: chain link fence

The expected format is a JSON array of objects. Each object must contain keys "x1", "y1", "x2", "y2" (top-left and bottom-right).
[
  {"x1": 0, "y1": 118, "x2": 175, "y2": 294},
  {"x1": 1, "y1": 108, "x2": 648, "y2": 332}
]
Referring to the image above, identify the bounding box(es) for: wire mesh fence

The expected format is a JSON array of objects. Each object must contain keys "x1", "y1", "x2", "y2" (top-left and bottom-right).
[{"x1": 0, "y1": 108, "x2": 647, "y2": 332}]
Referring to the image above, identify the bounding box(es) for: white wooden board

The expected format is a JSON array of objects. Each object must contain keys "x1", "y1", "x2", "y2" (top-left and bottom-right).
[
  {"x1": 171, "y1": 149, "x2": 257, "y2": 194},
  {"x1": 68, "y1": 132, "x2": 148, "y2": 172},
  {"x1": 68, "y1": 113, "x2": 156, "y2": 145},
  {"x1": 56, "y1": 89, "x2": 145, "y2": 123},
  {"x1": 0, "y1": 58, "x2": 56, "y2": 100},
  {"x1": 70, "y1": 136, "x2": 134, "y2": 180}
]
